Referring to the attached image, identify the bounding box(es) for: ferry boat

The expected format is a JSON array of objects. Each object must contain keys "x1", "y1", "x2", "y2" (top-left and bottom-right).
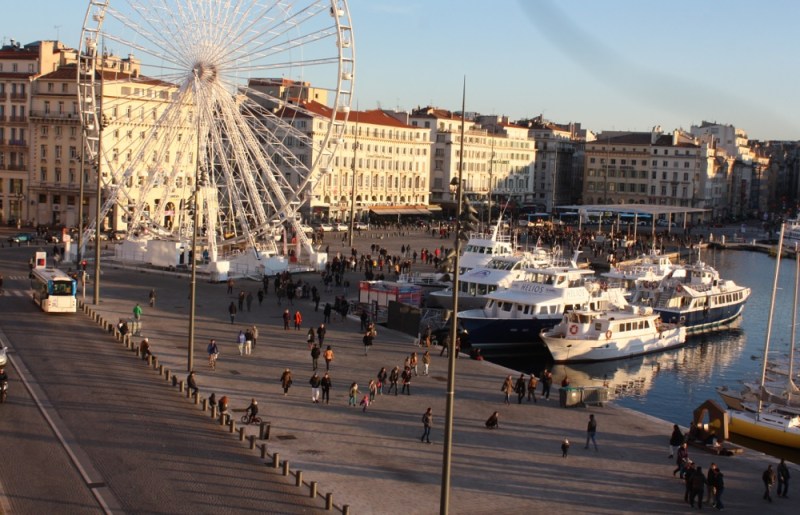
[
  {"x1": 541, "y1": 305, "x2": 685, "y2": 362},
  {"x1": 427, "y1": 248, "x2": 553, "y2": 310},
  {"x1": 601, "y1": 249, "x2": 676, "y2": 297},
  {"x1": 629, "y1": 261, "x2": 751, "y2": 335},
  {"x1": 457, "y1": 264, "x2": 627, "y2": 349},
  {"x1": 454, "y1": 225, "x2": 516, "y2": 275}
]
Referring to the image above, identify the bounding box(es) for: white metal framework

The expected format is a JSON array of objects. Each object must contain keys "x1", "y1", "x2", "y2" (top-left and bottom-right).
[{"x1": 77, "y1": 0, "x2": 354, "y2": 260}]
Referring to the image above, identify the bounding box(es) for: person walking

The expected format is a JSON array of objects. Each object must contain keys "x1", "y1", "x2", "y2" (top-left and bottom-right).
[
  {"x1": 207, "y1": 339, "x2": 219, "y2": 370},
  {"x1": 280, "y1": 368, "x2": 293, "y2": 396},
  {"x1": 148, "y1": 289, "x2": 156, "y2": 308},
  {"x1": 527, "y1": 374, "x2": 539, "y2": 403},
  {"x1": 368, "y1": 379, "x2": 377, "y2": 403},
  {"x1": 689, "y1": 465, "x2": 706, "y2": 509},
  {"x1": 376, "y1": 367, "x2": 388, "y2": 395},
  {"x1": 541, "y1": 368, "x2": 553, "y2": 400},
  {"x1": 236, "y1": 330, "x2": 246, "y2": 355},
  {"x1": 363, "y1": 330, "x2": 374, "y2": 355},
  {"x1": 186, "y1": 370, "x2": 199, "y2": 396},
  {"x1": 420, "y1": 407, "x2": 433, "y2": 444},
  {"x1": 323, "y1": 345, "x2": 334, "y2": 371},
  {"x1": 307, "y1": 327, "x2": 315, "y2": 348},
  {"x1": 401, "y1": 366, "x2": 412, "y2": 395},
  {"x1": 294, "y1": 309, "x2": 303, "y2": 330},
  {"x1": 669, "y1": 424, "x2": 684, "y2": 459},
  {"x1": 250, "y1": 325, "x2": 259, "y2": 349},
  {"x1": 228, "y1": 301, "x2": 237, "y2": 324},
  {"x1": 705, "y1": 463, "x2": 719, "y2": 506},
  {"x1": 226, "y1": 277, "x2": 234, "y2": 294},
  {"x1": 238, "y1": 290, "x2": 245, "y2": 311},
  {"x1": 674, "y1": 442, "x2": 690, "y2": 478},
  {"x1": 246, "y1": 291, "x2": 253, "y2": 312},
  {"x1": 282, "y1": 309, "x2": 291, "y2": 330},
  {"x1": 501, "y1": 375, "x2": 514, "y2": 405},
  {"x1": 309, "y1": 372, "x2": 321, "y2": 403},
  {"x1": 317, "y1": 324, "x2": 327, "y2": 347},
  {"x1": 257, "y1": 289, "x2": 264, "y2": 306},
  {"x1": 388, "y1": 366, "x2": 400, "y2": 395},
  {"x1": 409, "y1": 352, "x2": 419, "y2": 376},
  {"x1": 561, "y1": 437, "x2": 570, "y2": 457},
  {"x1": 132, "y1": 303, "x2": 143, "y2": 335},
  {"x1": 777, "y1": 458, "x2": 790, "y2": 498},
  {"x1": 244, "y1": 327, "x2": 253, "y2": 355},
  {"x1": 320, "y1": 372, "x2": 332, "y2": 405},
  {"x1": 310, "y1": 344, "x2": 320, "y2": 371},
  {"x1": 348, "y1": 382, "x2": 359, "y2": 407},
  {"x1": 712, "y1": 467, "x2": 725, "y2": 509},
  {"x1": 422, "y1": 350, "x2": 431, "y2": 376},
  {"x1": 584, "y1": 414, "x2": 598, "y2": 451},
  {"x1": 514, "y1": 373, "x2": 526, "y2": 404},
  {"x1": 323, "y1": 302, "x2": 332, "y2": 323},
  {"x1": 763, "y1": 464, "x2": 777, "y2": 502}
]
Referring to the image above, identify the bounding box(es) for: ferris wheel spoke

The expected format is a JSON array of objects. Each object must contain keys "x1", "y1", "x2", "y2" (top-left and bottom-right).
[{"x1": 104, "y1": 7, "x2": 190, "y2": 68}]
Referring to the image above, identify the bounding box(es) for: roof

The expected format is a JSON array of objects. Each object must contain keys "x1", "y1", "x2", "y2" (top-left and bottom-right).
[
  {"x1": 283, "y1": 101, "x2": 415, "y2": 128},
  {"x1": 556, "y1": 203, "x2": 708, "y2": 216}
]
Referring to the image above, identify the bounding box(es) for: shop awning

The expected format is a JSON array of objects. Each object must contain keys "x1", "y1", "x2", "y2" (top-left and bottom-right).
[{"x1": 369, "y1": 206, "x2": 433, "y2": 216}]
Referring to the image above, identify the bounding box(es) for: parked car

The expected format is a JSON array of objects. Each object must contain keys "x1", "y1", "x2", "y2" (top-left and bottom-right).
[
  {"x1": 334, "y1": 222, "x2": 349, "y2": 231},
  {"x1": 7, "y1": 232, "x2": 35, "y2": 244},
  {"x1": 299, "y1": 224, "x2": 314, "y2": 234},
  {"x1": 316, "y1": 223, "x2": 333, "y2": 232},
  {"x1": 656, "y1": 219, "x2": 676, "y2": 227},
  {"x1": 354, "y1": 221, "x2": 370, "y2": 230}
]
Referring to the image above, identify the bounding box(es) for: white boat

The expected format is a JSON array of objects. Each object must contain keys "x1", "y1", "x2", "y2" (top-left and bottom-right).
[
  {"x1": 602, "y1": 249, "x2": 676, "y2": 297},
  {"x1": 427, "y1": 248, "x2": 554, "y2": 310},
  {"x1": 453, "y1": 221, "x2": 516, "y2": 275},
  {"x1": 541, "y1": 304, "x2": 685, "y2": 362},
  {"x1": 458, "y1": 263, "x2": 627, "y2": 349}
]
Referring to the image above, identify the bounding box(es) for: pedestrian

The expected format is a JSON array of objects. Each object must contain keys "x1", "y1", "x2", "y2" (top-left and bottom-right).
[
  {"x1": 706, "y1": 462, "x2": 719, "y2": 506},
  {"x1": 186, "y1": 370, "x2": 199, "y2": 396},
  {"x1": 561, "y1": 437, "x2": 570, "y2": 458},
  {"x1": 250, "y1": 324, "x2": 259, "y2": 348},
  {"x1": 226, "y1": 277, "x2": 234, "y2": 294},
  {"x1": 317, "y1": 324, "x2": 327, "y2": 347},
  {"x1": 132, "y1": 303, "x2": 143, "y2": 335},
  {"x1": 713, "y1": 468, "x2": 725, "y2": 509},
  {"x1": 282, "y1": 309, "x2": 290, "y2": 330},
  {"x1": 541, "y1": 368, "x2": 553, "y2": 400},
  {"x1": 410, "y1": 352, "x2": 418, "y2": 376},
  {"x1": 584, "y1": 414, "x2": 598, "y2": 451},
  {"x1": 236, "y1": 330, "x2": 246, "y2": 355},
  {"x1": 238, "y1": 290, "x2": 245, "y2": 311},
  {"x1": 363, "y1": 330, "x2": 374, "y2": 355},
  {"x1": 763, "y1": 464, "x2": 776, "y2": 502},
  {"x1": 360, "y1": 310, "x2": 369, "y2": 331},
  {"x1": 422, "y1": 350, "x2": 431, "y2": 375},
  {"x1": 377, "y1": 367, "x2": 388, "y2": 395},
  {"x1": 228, "y1": 301, "x2": 237, "y2": 324},
  {"x1": 257, "y1": 289, "x2": 264, "y2": 306},
  {"x1": 401, "y1": 366, "x2": 412, "y2": 395},
  {"x1": 684, "y1": 461, "x2": 696, "y2": 503},
  {"x1": 323, "y1": 345, "x2": 334, "y2": 370},
  {"x1": 312, "y1": 287, "x2": 320, "y2": 312},
  {"x1": 323, "y1": 302, "x2": 332, "y2": 323},
  {"x1": 527, "y1": 374, "x2": 538, "y2": 403},
  {"x1": 246, "y1": 291, "x2": 253, "y2": 312},
  {"x1": 348, "y1": 382, "x2": 359, "y2": 406},
  {"x1": 368, "y1": 379, "x2": 377, "y2": 403},
  {"x1": 280, "y1": 368, "x2": 293, "y2": 396},
  {"x1": 388, "y1": 366, "x2": 400, "y2": 395},
  {"x1": 669, "y1": 424, "x2": 684, "y2": 459},
  {"x1": 309, "y1": 372, "x2": 321, "y2": 403},
  {"x1": 359, "y1": 393, "x2": 370, "y2": 412},
  {"x1": 321, "y1": 372, "x2": 332, "y2": 404},
  {"x1": 689, "y1": 465, "x2": 705, "y2": 508},
  {"x1": 207, "y1": 339, "x2": 219, "y2": 370},
  {"x1": 294, "y1": 309, "x2": 302, "y2": 330},
  {"x1": 514, "y1": 373, "x2": 526, "y2": 404},
  {"x1": 501, "y1": 375, "x2": 514, "y2": 405},
  {"x1": 674, "y1": 442, "x2": 690, "y2": 478},
  {"x1": 310, "y1": 344, "x2": 320, "y2": 371},
  {"x1": 485, "y1": 411, "x2": 500, "y2": 429},
  {"x1": 148, "y1": 288, "x2": 156, "y2": 308},
  {"x1": 777, "y1": 458, "x2": 790, "y2": 498},
  {"x1": 420, "y1": 407, "x2": 432, "y2": 444},
  {"x1": 244, "y1": 327, "x2": 253, "y2": 355},
  {"x1": 139, "y1": 337, "x2": 151, "y2": 361},
  {"x1": 307, "y1": 327, "x2": 315, "y2": 348}
]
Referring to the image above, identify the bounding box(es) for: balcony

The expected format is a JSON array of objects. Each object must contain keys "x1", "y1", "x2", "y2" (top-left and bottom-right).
[
  {"x1": 28, "y1": 111, "x2": 79, "y2": 121},
  {"x1": 8, "y1": 139, "x2": 27, "y2": 147},
  {"x1": 0, "y1": 92, "x2": 7, "y2": 100},
  {"x1": 5, "y1": 163, "x2": 27, "y2": 171},
  {"x1": 9, "y1": 93, "x2": 27, "y2": 102},
  {"x1": 7, "y1": 115, "x2": 26, "y2": 123}
]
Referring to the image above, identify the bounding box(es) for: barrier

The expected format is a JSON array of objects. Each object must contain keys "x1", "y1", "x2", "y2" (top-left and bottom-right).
[
  {"x1": 325, "y1": 493, "x2": 333, "y2": 511},
  {"x1": 238, "y1": 427, "x2": 245, "y2": 441},
  {"x1": 310, "y1": 481, "x2": 317, "y2": 498},
  {"x1": 202, "y1": 398, "x2": 208, "y2": 411},
  {"x1": 260, "y1": 421, "x2": 271, "y2": 440},
  {"x1": 343, "y1": 505, "x2": 350, "y2": 515},
  {"x1": 248, "y1": 435, "x2": 256, "y2": 449},
  {"x1": 282, "y1": 460, "x2": 289, "y2": 476},
  {"x1": 229, "y1": 419, "x2": 236, "y2": 433},
  {"x1": 295, "y1": 470, "x2": 303, "y2": 486},
  {"x1": 272, "y1": 453, "x2": 280, "y2": 468},
  {"x1": 260, "y1": 443, "x2": 267, "y2": 459}
]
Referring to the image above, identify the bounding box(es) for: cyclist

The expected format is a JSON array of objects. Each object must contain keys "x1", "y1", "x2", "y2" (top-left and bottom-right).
[{"x1": 245, "y1": 398, "x2": 259, "y2": 424}]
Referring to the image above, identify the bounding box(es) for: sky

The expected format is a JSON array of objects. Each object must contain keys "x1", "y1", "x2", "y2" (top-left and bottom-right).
[{"x1": 5, "y1": 0, "x2": 799, "y2": 140}]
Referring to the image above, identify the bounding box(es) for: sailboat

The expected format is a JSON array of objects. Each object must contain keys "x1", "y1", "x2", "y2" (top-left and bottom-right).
[{"x1": 725, "y1": 224, "x2": 800, "y2": 449}]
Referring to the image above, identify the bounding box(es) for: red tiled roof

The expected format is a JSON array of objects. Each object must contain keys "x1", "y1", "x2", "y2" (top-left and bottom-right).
[{"x1": 280, "y1": 101, "x2": 414, "y2": 128}]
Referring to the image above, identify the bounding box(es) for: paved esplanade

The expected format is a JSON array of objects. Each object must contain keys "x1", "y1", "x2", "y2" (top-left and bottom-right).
[{"x1": 86, "y1": 227, "x2": 795, "y2": 514}]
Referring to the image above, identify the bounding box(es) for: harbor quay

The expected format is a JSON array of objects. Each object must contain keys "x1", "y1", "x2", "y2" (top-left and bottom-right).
[{"x1": 79, "y1": 227, "x2": 794, "y2": 514}]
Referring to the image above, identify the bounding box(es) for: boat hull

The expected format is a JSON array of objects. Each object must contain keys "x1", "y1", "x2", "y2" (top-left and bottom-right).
[
  {"x1": 655, "y1": 302, "x2": 745, "y2": 335},
  {"x1": 457, "y1": 312, "x2": 558, "y2": 348},
  {"x1": 543, "y1": 327, "x2": 686, "y2": 363},
  {"x1": 728, "y1": 411, "x2": 800, "y2": 449}
]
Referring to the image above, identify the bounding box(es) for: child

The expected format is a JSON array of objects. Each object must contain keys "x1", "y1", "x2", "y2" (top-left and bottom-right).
[
  {"x1": 561, "y1": 437, "x2": 570, "y2": 458},
  {"x1": 360, "y1": 394, "x2": 370, "y2": 412},
  {"x1": 348, "y1": 382, "x2": 359, "y2": 406},
  {"x1": 485, "y1": 411, "x2": 500, "y2": 429}
]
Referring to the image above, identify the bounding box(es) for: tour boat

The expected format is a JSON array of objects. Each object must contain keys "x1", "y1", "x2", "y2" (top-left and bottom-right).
[
  {"x1": 457, "y1": 263, "x2": 627, "y2": 349},
  {"x1": 629, "y1": 259, "x2": 751, "y2": 335},
  {"x1": 541, "y1": 305, "x2": 685, "y2": 362},
  {"x1": 601, "y1": 249, "x2": 676, "y2": 298}
]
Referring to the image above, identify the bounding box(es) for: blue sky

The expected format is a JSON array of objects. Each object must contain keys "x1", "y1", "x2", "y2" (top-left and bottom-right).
[{"x1": 6, "y1": 0, "x2": 798, "y2": 140}]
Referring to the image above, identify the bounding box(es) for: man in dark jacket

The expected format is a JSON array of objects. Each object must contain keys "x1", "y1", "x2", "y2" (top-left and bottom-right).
[
  {"x1": 689, "y1": 465, "x2": 705, "y2": 508},
  {"x1": 310, "y1": 344, "x2": 320, "y2": 371}
]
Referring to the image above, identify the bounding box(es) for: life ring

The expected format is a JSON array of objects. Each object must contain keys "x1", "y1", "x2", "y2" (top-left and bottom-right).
[
  {"x1": 676, "y1": 284, "x2": 683, "y2": 292},
  {"x1": 605, "y1": 330, "x2": 612, "y2": 340},
  {"x1": 569, "y1": 325, "x2": 578, "y2": 335}
]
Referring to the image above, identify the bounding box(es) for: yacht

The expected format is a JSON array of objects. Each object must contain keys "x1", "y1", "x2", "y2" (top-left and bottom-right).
[{"x1": 601, "y1": 249, "x2": 676, "y2": 297}]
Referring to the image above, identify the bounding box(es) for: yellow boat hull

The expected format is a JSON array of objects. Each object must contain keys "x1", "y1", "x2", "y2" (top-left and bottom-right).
[{"x1": 729, "y1": 412, "x2": 800, "y2": 449}]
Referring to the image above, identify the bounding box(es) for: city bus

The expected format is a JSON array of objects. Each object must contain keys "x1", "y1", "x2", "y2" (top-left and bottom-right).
[{"x1": 30, "y1": 267, "x2": 77, "y2": 313}]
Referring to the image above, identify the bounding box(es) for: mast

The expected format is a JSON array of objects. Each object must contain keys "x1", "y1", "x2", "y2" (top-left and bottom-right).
[
  {"x1": 788, "y1": 245, "x2": 799, "y2": 403},
  {"x1": 758, "y1": 223, "x2": 785, "y2": 415}
]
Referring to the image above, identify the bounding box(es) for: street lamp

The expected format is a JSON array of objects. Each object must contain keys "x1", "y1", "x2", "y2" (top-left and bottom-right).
[
  {"x1": 348, "y1": 118, "x2": 360, "y2": 248},
  {"x1": 187, "y1": 166, "x2": 205, "y2": 372}
]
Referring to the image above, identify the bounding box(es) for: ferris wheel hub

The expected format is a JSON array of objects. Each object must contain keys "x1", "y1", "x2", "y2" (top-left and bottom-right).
[{"x1": 193, "y1": 62, "x2": 218, "y2": 84}]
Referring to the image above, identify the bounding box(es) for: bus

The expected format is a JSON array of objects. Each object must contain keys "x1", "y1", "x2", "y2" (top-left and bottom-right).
[
  {"x1": 30, "y1": 267, "x2": 77, "y2": 313},
  {"x1": 518, "y1": 212, "x2": 552, "y2": 227}
]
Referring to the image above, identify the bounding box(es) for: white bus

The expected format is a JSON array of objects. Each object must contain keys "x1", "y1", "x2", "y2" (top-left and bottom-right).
[{"x1": 30, "y1": 267, "x2": 77, "y2": 313}]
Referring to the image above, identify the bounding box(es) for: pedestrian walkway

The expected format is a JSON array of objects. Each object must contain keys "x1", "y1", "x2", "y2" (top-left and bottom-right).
[{"x1": 81, "y1": 257, "x2": 796, "y2": 514}]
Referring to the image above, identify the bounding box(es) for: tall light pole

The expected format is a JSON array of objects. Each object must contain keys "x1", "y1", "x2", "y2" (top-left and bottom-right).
[
  {"x1": 440, "y1": 77, "x2": 466, "y2": 515},
  {"x1": 187, "y1": 164, "x2": 203, "y2": 371},
  {"x1": 348, "y1": 115, "x2": 359, "y2": 248},
  {"x1": 93, "y1": 64, "x2": 105, "y2": 305}
]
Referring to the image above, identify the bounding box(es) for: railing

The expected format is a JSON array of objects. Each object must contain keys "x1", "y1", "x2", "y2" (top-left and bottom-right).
[
  {"x1": 5, "y1": 164, "x2": 27, "y2": 171},
  {"x1": 8, "y1": 140, "x2": 27, "y2": 147},
  {"x1": 28, "y1": 111, "x2": 78, "y2": 120},
  {"x1": 8, "y1": 115, "x2": 26, "y2": 123},
  {"x1": 9, "y1": 93, "x2": 27, "y2": 101}
]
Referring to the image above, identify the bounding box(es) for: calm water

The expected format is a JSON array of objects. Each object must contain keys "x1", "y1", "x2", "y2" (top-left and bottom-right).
[{"x1": 489, "y1": 248, "x2": 800, "y2": 458}]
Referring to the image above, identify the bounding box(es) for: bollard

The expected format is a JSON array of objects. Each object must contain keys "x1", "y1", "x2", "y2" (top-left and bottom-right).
[
  {"x1": 211, "y1": 405, "x2": 218, "y2": 418},
  {"x1": 260, "y1": 443, "x2": 267, "y2": 459},
  {"x1": 343, "y1": 505, "x2": 350, "y2": 515},
  {"x1": 164, "y1": 368, "x2": 170, "y2": 380},
  {"x1": 172, "y1": 375, "x2": 178, "y2": 387},
  {"x1": 186, "y1": 387, "x2": 192, "y2": 399},
  {"x1": 229, "y1": 419, "x2": 236, "y2": 434},
  {"x1": 325, "y1": 493, "x2": 333, "y2": 511},
  {"x1": 272, "y1": 453, "x2": 280, "y2": 469},
  {"x1": 152, "y1": 356, "x2": 158, "y2": 369},
  {"x1": 178, "y1": 379, "x2": 184, "y2": 392},
  {"x1": 309, "y1": 481, "x2": 317, "y2": 499},
  {"x1": 248, "y1": 435, "x2": 256, "y2": 449},
  {"x1": 238, "y1": 427, "x2": 245, "y2": 441},
  {"x1": 202, "y1": 398, "x2": 208, "y2": 411},
  {"x1": 261, "y1": 421, "x2": 271, "y2": 440},
  {"x1": 159, "y1": 364, "x2": 165, "y2": 375},
  {"x1": 282, "y1": 460, "x2": 289, "y2": 477},
  {"x1": 295, "y1": 470, "x2": 303, "y2": 487},
  {"x1": 220, "y1": 413, "x2": 227, "y2": 426},
  {"x1": 135, "y1": 345, "x2": 141, "y2": 357},
  {"x1": 193, "y1": 392, "x2": 200, "y2": 404}
]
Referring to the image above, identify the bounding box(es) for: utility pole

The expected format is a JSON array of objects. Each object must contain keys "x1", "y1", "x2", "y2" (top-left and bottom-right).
[
  {"x1": 93, "y1": 59, "x2": 105, "y2": 305},
  {"x1": 347, "y1": 114, "x2": 359, "y2": 248}
]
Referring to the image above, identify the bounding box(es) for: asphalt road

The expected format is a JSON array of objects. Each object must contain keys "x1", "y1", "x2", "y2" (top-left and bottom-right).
[{"x1": 0, "y1": 245, "x2": 321, "y2": 514}]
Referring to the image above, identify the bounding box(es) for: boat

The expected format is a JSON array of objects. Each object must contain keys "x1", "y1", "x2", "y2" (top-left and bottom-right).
[
  {"x1": 601, "y1": 249, "x2": 676, "y2": 298},
  {"x1": 541, "y1": 304, "x2": 685, "y2": 362},
  {"x1": 457, "y1": 262, "x2": 627, "y2": 349},
  {"x1": 426, "y1": 248, "x2": 554, "y2": 310},
  {"x1": 454, "y1": 222, "x2": 516, "y2": 275},
  {"x1": 629, "y1": 259, "x2": 751, "y2": 335},
  {"x1": 725, "y1": 223, "x2": 800, "y2": 449}
]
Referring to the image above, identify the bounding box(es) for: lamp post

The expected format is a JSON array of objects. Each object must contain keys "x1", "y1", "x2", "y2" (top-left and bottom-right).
[
  {"x1": 348, "y1": 117, "x2": 359, "y2": 248},
  {"x1": 440, "y1": 78, "x2": 466, "y2": 515},
  {"x1": 93, "y1": 65, "x2": 106, "y2": 305}
]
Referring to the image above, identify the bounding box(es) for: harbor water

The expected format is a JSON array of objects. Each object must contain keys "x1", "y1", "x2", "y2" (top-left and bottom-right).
[{"x1": 487, "y1": 248, "x2": 800, "y2": 459}]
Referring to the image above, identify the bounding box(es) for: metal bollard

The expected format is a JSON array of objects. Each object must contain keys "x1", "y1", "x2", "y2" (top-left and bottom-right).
[
  {"x1": 309, "y1": 481, "x2": 317, "y2": 499},
  {"x1": 164, "y1": 368, "x2": 170, "y2": 380},
  {"x1": 238, "y1": 427, "x2": 245, "y2": 441},
  {"x1": 261, "y1": 421, "x2": 271, "y2": 440},
  {"x1": 202, "y1": 398, "x2": 208, "y2": 411},
  {"x1": 193, "y1": 392, "x2": 200, "y2": 404},
  {"x1": 325, "y1": 493, "x2": 333, "y2": 511},
  {"x1": 295, "y1": 470, "x2": 302, "y2": 487},
  {"x1": 152, "y1": 356, "x2": 158, "y2": 369},
  {"x1": 178, "y1": 380, "x2": 184, "y2": 392},
  {"x1": 229, "y1": 419, "x2": 236, "y2": 434},
  {"x1": 343, "y1": 505, "x2": 350, "y2": 515},
  {"x1": 220, "y1": 413, "x2": 227, "y2": 426},
  {"x1": 172, "y1": 375, "x2": 178, "y2": 387},
  {"x1": 248, "y1": 435, "x2": 256, "y2": 449},
  {"x1": 211, "y1": 405, "x2": 218, "y2": 418},
  {"x1": 146, "y1": 354, "x2": 152, "y2": 366},
  {"x1": 135, "y1": 345, "x2": 140, "y2": 357},
  {"x1": 272, "y1": 453, "x2": 280, "y2": 469},
  {"x1": 282, "y1": 460, "x2": 289, "y2": 477},
  {"x1": 159, "y1": 364, "x2": 165, "y2": 375},
  {"x1": 186, "y1": 387, "x2": 192, "y2": 399},
  {"x1": 260, "y1": 443, "x2": 267, "y2": 459}
]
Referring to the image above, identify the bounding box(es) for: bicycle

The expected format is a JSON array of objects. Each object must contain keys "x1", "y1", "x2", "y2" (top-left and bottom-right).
[{"x1": 241, "y1": 414, "x2": 262, "y2": 425}]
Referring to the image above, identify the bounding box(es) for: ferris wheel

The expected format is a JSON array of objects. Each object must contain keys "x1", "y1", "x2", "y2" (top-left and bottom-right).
[{"x1": 77, "y1": 0, "x2": 354, "y2": 261}]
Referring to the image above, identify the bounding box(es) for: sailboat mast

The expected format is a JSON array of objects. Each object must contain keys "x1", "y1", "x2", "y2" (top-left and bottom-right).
[
  {"x1": 788, "y1": 246, "x2": 799, "y2": 402},
  {"x1": 758, "y1": 223, "x2": 785, "y2": 415}
]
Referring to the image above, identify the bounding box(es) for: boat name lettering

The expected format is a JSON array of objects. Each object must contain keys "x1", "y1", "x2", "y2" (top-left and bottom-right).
[{"x1": 517, "y1": 283, "x2": 548, "y2": 294}]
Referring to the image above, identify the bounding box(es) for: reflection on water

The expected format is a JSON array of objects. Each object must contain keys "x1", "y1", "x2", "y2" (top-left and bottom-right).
[{"x1": 486, "y1": 249, "x2": 799, "y2": 460}]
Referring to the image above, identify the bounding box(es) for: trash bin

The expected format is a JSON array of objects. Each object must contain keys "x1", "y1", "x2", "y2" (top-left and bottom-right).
[
  {"x1": 582, "y1": 386, "x2": 609, "y2": 406},
  {"x1": 559, "y1": 387, "x2": 582, "y2": 408}
]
